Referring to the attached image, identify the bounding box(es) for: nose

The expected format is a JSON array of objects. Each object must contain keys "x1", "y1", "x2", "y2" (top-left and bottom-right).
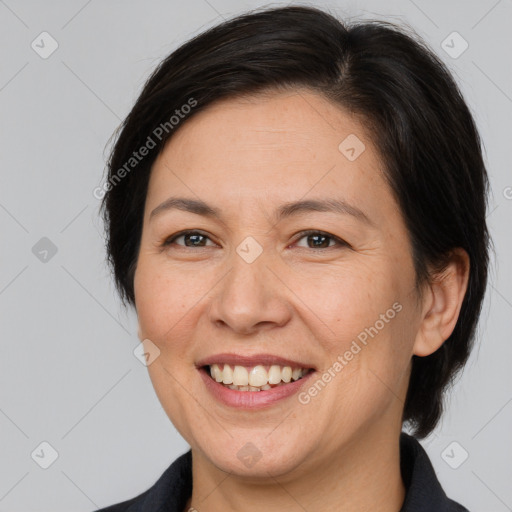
[{"x1": 208, "y1": 248, "x2": 292, "y2": 335}]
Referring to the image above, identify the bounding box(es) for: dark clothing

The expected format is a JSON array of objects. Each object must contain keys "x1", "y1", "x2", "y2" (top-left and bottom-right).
[{"x1": 96, "y1": 432, "x2": 469, "y2": 511}]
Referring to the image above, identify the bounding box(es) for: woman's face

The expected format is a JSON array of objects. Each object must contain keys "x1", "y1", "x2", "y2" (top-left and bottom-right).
[{"x1": 134, "y1": 89, "x2": 424, "y2": 478}]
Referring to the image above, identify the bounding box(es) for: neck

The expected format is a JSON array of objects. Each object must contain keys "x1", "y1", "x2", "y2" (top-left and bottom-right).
[{"x1": 185, "y1": 425, "x2": 406, "y2": 512}]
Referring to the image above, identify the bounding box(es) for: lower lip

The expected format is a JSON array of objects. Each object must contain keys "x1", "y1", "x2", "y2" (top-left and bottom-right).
[{"x1": 199, "y1": 367, "x2": 315, "y2": 409}]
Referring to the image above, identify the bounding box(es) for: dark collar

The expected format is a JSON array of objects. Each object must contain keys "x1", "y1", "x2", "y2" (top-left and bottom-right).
[
  {"x1": 398, "y1": 433, "x2": 469, "y2": 511},
  {"x1": 97, "y1": 433, "x2": 469, "y2": 511}
]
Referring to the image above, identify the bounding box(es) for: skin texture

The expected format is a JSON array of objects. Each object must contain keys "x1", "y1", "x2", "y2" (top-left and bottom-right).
[{"x1": 133, "y1": 88, "x2": 470, "y2": 512}]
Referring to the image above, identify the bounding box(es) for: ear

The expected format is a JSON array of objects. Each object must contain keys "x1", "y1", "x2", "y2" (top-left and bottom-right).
[{"x1": 413, "y1": 248, "x2": 470, "y2": 357}]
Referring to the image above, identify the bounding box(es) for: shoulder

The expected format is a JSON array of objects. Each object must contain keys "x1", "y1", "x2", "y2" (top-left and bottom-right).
[
  {"x1": 399, "y1": 432, "x2": 470, "y2": 512},
  {"x1": 95, "y1": 492, "x2": 148, "y2": 512},
  {"x1": 94, "y1": 450, "x2": 192, "y2": 512}
]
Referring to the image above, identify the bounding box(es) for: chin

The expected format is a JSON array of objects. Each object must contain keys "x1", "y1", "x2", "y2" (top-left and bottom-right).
[{"x1": 194, "y1": 431, "x2": 314, "y2": 480}]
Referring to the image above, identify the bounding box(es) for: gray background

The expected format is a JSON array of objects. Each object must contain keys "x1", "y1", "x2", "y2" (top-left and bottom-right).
[{"x1": 0, "y1": 0, "x2": 511, "y2": 510}]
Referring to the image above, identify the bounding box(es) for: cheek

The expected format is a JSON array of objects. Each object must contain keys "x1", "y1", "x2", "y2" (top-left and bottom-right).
[
  {"x1": 134, "y1": 259, "x2": 205, "y2": 437},
  {"x1": 300, "y1": 259, "x2": 414, "y2": 402},
  {"x1": 293, "y1": 261, "x2": 401, "y2": 348},
  {"x1": 134, "y1": 255, "x2": 205, "y2": 341}
]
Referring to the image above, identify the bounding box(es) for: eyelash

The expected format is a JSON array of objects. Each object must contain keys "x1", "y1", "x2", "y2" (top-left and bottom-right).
[{"x1": 162, "y1": 229, "x2": 349, "y2": 250}]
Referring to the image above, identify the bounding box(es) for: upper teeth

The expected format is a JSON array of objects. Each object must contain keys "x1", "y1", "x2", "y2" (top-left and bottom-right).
[{"x1": 209, "y1": 364, "x2": 306, "y2": 387}]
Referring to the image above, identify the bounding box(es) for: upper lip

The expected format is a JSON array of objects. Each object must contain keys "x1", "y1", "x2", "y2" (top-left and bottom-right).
[{"x1": 196, "y1": 353, "x2": 316, "y2": 370}]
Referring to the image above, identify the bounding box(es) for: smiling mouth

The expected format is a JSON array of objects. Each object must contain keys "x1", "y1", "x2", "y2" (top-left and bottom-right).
[{"x1": 204, "y1": 363, "x2": 313, "y2": 392}]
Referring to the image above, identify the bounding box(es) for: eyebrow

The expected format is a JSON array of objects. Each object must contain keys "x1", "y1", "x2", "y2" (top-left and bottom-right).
[{"x1": 149, "y1": 196, "x2": 373, "y2": 226}]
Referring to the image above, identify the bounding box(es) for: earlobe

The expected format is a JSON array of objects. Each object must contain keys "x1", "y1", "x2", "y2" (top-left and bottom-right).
[{"x1": 413, "y1": 248, "x2": 470, "y2": 357}]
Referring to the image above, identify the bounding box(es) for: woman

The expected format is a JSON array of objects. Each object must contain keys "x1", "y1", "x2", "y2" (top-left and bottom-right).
[{"x1": 96, "y1": 5, "x2": 490, "y2": 511}]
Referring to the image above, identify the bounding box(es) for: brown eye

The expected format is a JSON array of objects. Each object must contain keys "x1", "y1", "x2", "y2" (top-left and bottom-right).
[
  {"x1": 294, "y1": 230, "x2": 348, "y2": 249},
  {"x1": 164, "y1": 230, "x2": 215, "y2": 248}
]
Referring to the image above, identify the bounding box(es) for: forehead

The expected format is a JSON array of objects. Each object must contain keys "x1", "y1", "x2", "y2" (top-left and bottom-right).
[
  {"x1": 164, "y1": 88, "x2": 373, "y2": 163},
  {"x1": 147, "y1": 88, "x2": 392, "y2": 222}
]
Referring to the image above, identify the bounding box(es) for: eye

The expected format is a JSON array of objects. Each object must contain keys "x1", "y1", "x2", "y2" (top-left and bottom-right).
[
  {"x1": 161, "y1": 229, "x2": 349, "y2": 250},
  {"x1": 293, "y1": 230, "x2": 348, "y2": 249},
  {"x1": 162, "y1": 230, "x2": 216, "y2": 248}
]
